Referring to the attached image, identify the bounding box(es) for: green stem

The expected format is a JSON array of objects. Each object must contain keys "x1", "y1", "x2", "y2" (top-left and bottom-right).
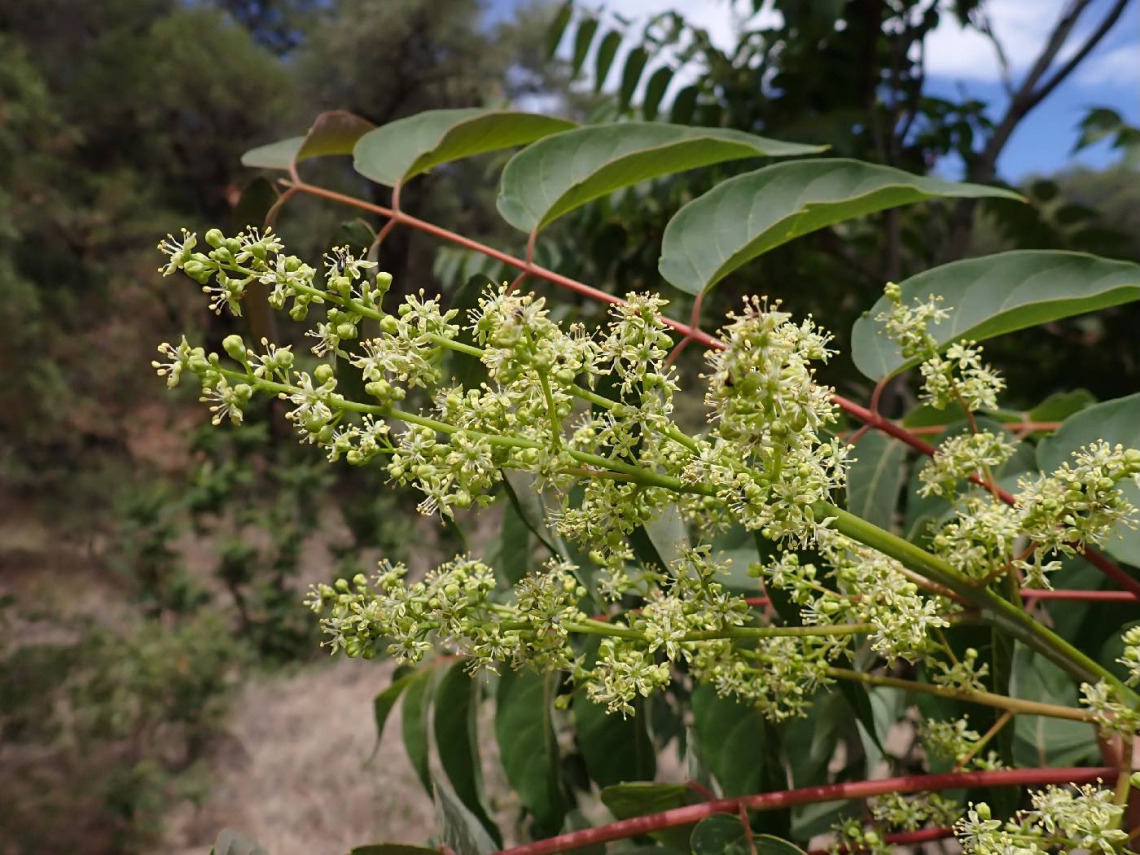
[
  {"x1": 955, "y1": 709, "x2": 1013, "y2": 770},
  {"x1": 563, "y1": 618, "x2": 876, "y2": 644},
  {"x1": 828, "y1": 667, "x2": 1092, "y2": 723},
  {"x1": 817, "y1": 502, "x2": 1138, "y2": 703},
  {"x1": 219, "y1": 368, "x2": 705, "y2": 495}
]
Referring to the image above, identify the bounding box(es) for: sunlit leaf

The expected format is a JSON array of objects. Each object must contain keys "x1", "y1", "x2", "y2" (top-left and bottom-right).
[
  {"x1": 354, "y1": 109, "x2": 575, "y2": 187},
  {"x1": 241, "y1": 110, "x2": 374, "y2": 170},
  {"x1": 498, "y1": 123, "x2": 823, "y2": 233},
  {"x1": 660, "y1": 159, "x2": 1020, "y2": 296},
  {"x1": 851, "y1": 251, "x2": 1140, "y2": 381}
]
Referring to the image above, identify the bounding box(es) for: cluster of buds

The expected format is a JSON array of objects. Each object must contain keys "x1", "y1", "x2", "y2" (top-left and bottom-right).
[
  {"x1": 155, "y1": 229, "x2": 1140, "y2": 740},
  {"x1": 880, "y1": 286, "x2": 1140, "y2": 590},
  {"x1": 956, "y1": 786, "x2": 1128, "y2": 853}
]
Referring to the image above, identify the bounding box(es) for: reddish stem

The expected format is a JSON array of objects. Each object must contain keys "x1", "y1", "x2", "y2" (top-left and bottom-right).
[
  {"x1": 282, "y1": 179, "x2": 1140, "y2": 601},
  {"x1": 496, "y1": 768, "x2": 1114, "y2": 855}
]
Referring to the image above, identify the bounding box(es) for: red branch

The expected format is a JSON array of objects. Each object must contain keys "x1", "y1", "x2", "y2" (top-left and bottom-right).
[
  {"x1": 283, "y1": 179, "x2": 1140, "y2": 601},
  {"x1": 496, "y1": 768, "x2": 1115, "y2": 855}
]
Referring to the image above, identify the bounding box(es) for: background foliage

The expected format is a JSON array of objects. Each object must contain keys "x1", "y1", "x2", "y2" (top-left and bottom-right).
[{"x1": 1, "y1": 0, "x2": 1138, "y2": 852}]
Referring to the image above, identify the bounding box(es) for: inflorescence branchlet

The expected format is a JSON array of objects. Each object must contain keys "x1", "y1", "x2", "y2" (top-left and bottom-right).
[{"x1": 956, "y1": 785, "x2": 1129, "y2": 854}]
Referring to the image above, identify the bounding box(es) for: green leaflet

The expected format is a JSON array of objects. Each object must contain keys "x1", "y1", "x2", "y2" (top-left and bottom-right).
[
  {"x1": 354, "y1": 109, "x2": 575, "y2": 187},
  {"x1": 852, "y1": 251, "x2": 1140, "y2": 381},
  {"x1": 659, "y1": 159, "x2": 1020, "y2": 296},
  {"x1": 497, "y1": 123, "x2": 823, "y2": 233}
]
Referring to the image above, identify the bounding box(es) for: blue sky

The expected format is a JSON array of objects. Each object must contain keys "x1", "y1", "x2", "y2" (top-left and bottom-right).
[{"x1": 486, "y1": 0, "x2": 1139, "y2": 181}]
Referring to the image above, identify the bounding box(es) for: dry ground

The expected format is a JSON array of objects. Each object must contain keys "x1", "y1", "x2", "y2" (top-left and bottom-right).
[{"x1": 157, "y1": 657, "x2": 438, "y2": 855}]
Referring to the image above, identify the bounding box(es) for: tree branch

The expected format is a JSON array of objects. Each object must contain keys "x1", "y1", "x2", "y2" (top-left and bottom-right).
[{"x1": 496, "y1": 767, "x2": 1116, "y2": 855}]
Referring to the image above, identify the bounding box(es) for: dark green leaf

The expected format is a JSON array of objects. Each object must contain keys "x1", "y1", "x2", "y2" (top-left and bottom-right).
[
  {"x1": 690, "y1": 814, "x2": 750, "y2": 855},
  {"x1": 241, "y1": 109, "x2": 374, "y2": 170},
  {"x1": 501, "y1": 470, "x2": 569, "y2": 561},
  {"x1": 1037, "y1": 392, "x2": 1140, "y2": 565},
  {"x1": 600, "y1": 782, "x2": 689, "y2": 818},
  {"x1": 233, "y1": 178, "x2": 281, "y2": 345},
  {"x1": 1074, "y1": 107, "x2": 1126, "y2": 153},
  {"x1": 573, "y1": 693, "x2": 656, "y2": 787},
  {"x1": 852, "y1": 251, "x2": 1140, "y2": 381},
  {"x1": 445, "y1": 273, "x2": 493, "y2": 389},
  {"x1": 690, "y1": 686, "x2": 784, "y2": 806},
  {"x1": 402, "y1": 669, "x2": 435, "y2": 795},
  {"x1": 572, "y1": 18, "x2": 599, "y2": 77},
  {"x1": 498, "y1": 499, "x2": 533, "y2": 586},
  {"x1": 211, "y1": 830, "x2": 268, "y2": 855},
  {"x1": 783, "y1": 687, "x2": 851, "y2": 786},
  {"x1": 1026, "y1": 390, "x2": 1095, "y2": 424},
  {"x1": 574, "y1": 639, "x2": 656, "y2": 787},
  {"x1": 435, "y1": 663, "x2": 501, "y2": 845},
  {"x1": 546, "y1": 1, "x2": 573, "y2": 60},
  {"x1": 354, "y1": 109, "x2": 576, "y2": 187},
  {"x1": 232, "y1": 178, "x2": 278, "y2": 231},
  {"x1": 496, "y1": 670, "x2": 566, "y2": 835},
  {"x1": 660, "y1": 159, "x2": 1020, "y2": 296},
  {"x1": 1010, "y1": 643, "x2": 1098, "y2": 768},
  {"x1": 601, "y1": 782, "x2": 692, "y2": 850},
  {"x1": 836, "y1": 680, "x2": 885, "y2": 755},
  {"x1": 498, "y1": 123, "x2": 824, "y2": 233},
  {"x1": 619, "y1": 47, "x2": 649, "y2": 111},
  {"x1": 435, "y1": 776, "x2": 498, "y2": 855},
  {"x1": 845, "y1": 432, "x2": 906, "y2": 532},
  {"x1": 670, "y1": 85, "x2": 699, "y2": 124},
  {"x1": 594, "y1": 31, "x2": 623, "y2": 93},
  {"x1": 642, "y1": 66, "x2": 673, "y2": 121}
]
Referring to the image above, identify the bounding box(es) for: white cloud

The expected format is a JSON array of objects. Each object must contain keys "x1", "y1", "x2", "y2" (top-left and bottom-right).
[
  {"x1": 559, "y1": 0, "x2": 1137, "y2": 96},
  {"x1": 1077, "y1": 42, "x2": 1140, "y2": 85},
  {"x1": 922, "y1": 0, "x2": 1070, "y2": 81}
]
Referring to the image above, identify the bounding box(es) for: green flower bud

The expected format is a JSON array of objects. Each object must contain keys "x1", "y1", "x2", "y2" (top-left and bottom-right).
[
  {"x1": 336, "y1": 323, "x2": 357, "y2": 340},
  {"x1": 314, "y1": 364, "x2": 335, "y2": 384},
  {"x1": 222, "y1": 334, "x2": 246, "y2": 360},
  {"x1": 380, "y1": 316, "x2": 399, "y2": 335},
  {"x1": 204, "y1": 228, "x2": 226, "y2": 249}
]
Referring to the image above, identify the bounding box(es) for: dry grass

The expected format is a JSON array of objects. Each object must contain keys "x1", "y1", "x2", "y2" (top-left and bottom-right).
[{"x1": 157, "y1": 658, "x2": 438, "y2": 855}]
